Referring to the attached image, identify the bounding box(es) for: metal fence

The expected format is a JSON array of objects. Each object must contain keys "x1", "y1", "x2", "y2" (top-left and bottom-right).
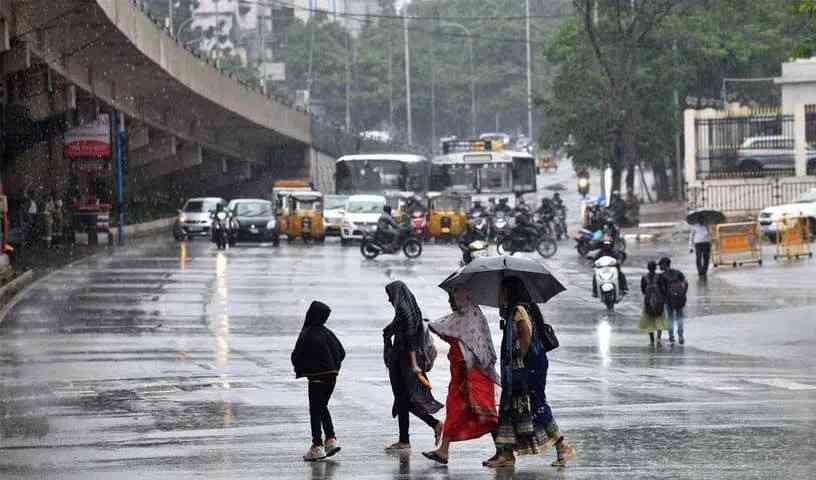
[
  {"x1": 688, "y1": 177, "x2": 816, "y2": 217},
  {"x1": 695, "y1": 114, "x2": 798, "y2": 179},
  {"x1": 807, "y1": 105, "x2": 816, "y2": 145}
]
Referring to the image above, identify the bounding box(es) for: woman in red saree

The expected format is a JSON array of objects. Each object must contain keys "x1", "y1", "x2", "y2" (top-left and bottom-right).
[{"x1": 422, "y1": 288, "x2": 499, "y2": 465}]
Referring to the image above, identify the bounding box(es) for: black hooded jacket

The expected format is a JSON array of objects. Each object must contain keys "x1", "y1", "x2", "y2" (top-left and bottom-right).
[{"x1": 291, "y1": 301, "x2": 346, "y2": 379}]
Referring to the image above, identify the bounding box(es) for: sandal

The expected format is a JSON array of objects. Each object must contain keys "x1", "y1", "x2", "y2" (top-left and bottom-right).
[
  {"x1": 385, "y1": 442, "x2": 411, "y2": 452},
  {"x1": 422, "y1": 451, "x2": 449, "y2": 465},
  {"x1": 433, "y1": 422, "x2": 443, "y2": 446},
  {"x1": 484, "y1": 455, "x2": 515, "y2": 469},
  {"x1": 551, "y1": 441, "x2": 576, "y2": 468}
]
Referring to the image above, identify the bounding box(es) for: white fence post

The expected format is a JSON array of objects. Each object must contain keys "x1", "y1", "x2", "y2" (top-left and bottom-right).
[
  {"x1": 684, "y1": 109, "x2": 697, "y2": 185},
  {"x1": 794, "y1": 103, "x2": 807, "y2": 177}
]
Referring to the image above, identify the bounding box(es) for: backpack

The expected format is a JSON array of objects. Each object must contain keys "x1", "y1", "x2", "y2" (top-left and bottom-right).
[
  {"x1": 644, "y1": 274, "x2": 665, "y2": 317},
  {"x1": 665, "y1": 271, "x2": 688, "y2": 310}
]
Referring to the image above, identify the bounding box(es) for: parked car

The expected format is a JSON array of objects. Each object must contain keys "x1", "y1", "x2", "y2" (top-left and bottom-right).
[
  {"x1": 736, "y1": 136, "x2": 816, "y2": 172},
  {"x1": 340, "y1": 194, "x2": 386, "y2": 245},
  {"x1": 758, "y1": 189, "x2": 816, "y2": 241},
  {"x1": 324, "y1": 194, "x2": 349, "y2": 237},
  {"x1": 226, "y1": 198, "x2": 279, "y2": 246},
  {"x1": 173, "y1": 197, "x2": 227, "y2": 241}
]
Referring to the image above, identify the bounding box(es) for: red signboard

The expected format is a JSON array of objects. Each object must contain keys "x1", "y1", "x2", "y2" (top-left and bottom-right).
[{"x1": 64, "y1": 114, "x2": 112, "y2": 158}]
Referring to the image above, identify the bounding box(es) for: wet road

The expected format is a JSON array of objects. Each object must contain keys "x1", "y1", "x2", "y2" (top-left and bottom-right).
[{"x1": 2, "y1": 189, "x2": 816, "y2": 479}]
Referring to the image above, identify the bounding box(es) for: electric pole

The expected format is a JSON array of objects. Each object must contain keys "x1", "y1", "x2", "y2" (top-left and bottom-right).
[
  {"x1": 344, "y1": 0, "x2": 352, "y2": 132},
  {"x1": 403, "y1": 6, "x2": 412, "y2": 145},
  {"x1": 525, "y1": 0, "x2": 533, "y2": 141},
  {"x1": 430, "y1": 11, "x2": 438, "y2": 154}
]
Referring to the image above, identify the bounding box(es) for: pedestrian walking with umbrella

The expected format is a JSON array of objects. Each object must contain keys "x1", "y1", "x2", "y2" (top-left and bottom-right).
[
  {"x1": 687, "y1": 209, "x2": 724, "y2": 277},
  {"x1": 439, "y1": 257, "x2": 576, "y2": 469},
  {"x1": 422, "y1": 287, "x2": 499, "y2": 466}
]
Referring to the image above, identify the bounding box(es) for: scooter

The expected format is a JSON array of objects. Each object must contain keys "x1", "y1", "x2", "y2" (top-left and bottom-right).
[
  {"x1": 360, "y1": 227, "x2": 423, "y2": 260},
  {"x1": 578, "y1": 177, "x2": 590, "y2": 198},
  {"x1": 594, "y1": 256, "x2": 622, "y2": 311},
  {"x1": 460, "y1": 239, "x2": 490, "y2": 266}
]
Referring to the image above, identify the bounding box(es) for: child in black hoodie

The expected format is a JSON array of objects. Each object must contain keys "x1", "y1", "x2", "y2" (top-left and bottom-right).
[{"x1": 291, "y1": 301, "x2": 346, "y2": 462}]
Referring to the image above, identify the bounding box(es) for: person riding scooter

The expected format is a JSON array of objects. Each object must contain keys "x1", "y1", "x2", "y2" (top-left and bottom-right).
[
  {"x1": 377, "y1": 205, "x2": 401, "y2": 249},
  {"x1": 458, "y1": 220, "x2": 487, "y2": 264},
  {"x1": 494, "y1": 198, "x2": 513, "y2": 215},
  {"x1": 469, "y1": 200, "x2": 487, "y2": 218},
  {"x1": 537, "y1": 197, "x2": 555, "y2": 219},
  {"x1": 403, "y1": 195, "x2": 427, "y2": 216},
  {"x1": 592, "y1": 238, "x2": 629, "y2": 297}
]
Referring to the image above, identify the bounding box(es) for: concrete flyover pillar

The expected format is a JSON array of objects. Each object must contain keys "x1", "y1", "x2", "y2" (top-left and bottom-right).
[
  {"x1": 794, "y1": 103, "x2": 807, "y2": 177},
  {"x1": 684, "y1": 109, "x2": 698, "y2": 185}
]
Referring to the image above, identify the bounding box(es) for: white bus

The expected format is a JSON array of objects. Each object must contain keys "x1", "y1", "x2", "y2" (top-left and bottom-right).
[
  {"x1": 430, "y1": 140, "x2": 537, "y2": 207},
  {"x1": 335, "y1": 154, "x2": 431, "y2": 203}
]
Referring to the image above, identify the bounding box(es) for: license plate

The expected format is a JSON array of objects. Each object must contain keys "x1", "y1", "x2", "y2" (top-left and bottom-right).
[
  {"x1": 249, "y1": 227, "x2": 259, "y2": 234},
  {"x1": 601, "y1": 284, "x2": 614, "y2": 292}
]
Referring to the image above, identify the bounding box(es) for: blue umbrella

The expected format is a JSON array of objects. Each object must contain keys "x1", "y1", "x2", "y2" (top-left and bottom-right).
[{"x1": 439, "y1": 256, "x2": 566, "y2": 308}]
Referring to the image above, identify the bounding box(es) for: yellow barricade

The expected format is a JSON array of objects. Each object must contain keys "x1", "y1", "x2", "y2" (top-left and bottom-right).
[
  {"x1": 774, "y1": 216, "x2": 813, "y2": 261},
  {"x1": 712, "y1": 222, "x2": 763, "y2": 268}
]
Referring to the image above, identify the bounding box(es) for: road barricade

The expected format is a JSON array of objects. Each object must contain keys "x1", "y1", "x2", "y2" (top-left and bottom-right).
[
  {"x1": 774, "y1": 216, "x2": 813, "y2": 261},
  {"x1": 712, "y1": 222, "x2": 763, "y2": 268}
]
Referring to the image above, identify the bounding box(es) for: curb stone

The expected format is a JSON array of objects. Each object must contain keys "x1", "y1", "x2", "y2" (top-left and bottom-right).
[{"x1": 0, "y1": 270, "x2": 34, "y2": 324}]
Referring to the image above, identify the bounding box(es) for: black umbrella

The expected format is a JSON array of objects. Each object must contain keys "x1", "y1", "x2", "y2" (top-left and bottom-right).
[
  {"x1": 439, "y1": 256, "x2": 566, "y2": 308},
  {"x1": 686, "y1": 209, "x2": 726, "y2": 226}
]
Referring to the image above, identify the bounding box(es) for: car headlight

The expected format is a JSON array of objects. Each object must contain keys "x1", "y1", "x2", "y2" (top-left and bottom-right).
[
  {"x1": 266, "y1": 219, "x2": 276, "y2": 229},
  {"x1": 343, "y1": 221, "x2": 356, "y2": 230}
]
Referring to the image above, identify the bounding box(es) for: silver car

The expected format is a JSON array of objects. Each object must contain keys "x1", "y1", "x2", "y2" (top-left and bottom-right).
[
  {"x1": 173, "y1": 197, "x2": 227, "y2": 240},
  {"x1": 736, "y1": 136, "x2": 816, "y2": 172}
]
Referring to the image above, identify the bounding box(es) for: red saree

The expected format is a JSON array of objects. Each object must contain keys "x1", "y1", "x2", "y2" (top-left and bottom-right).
[{"x1": 442, "y1": 340, "x2": 499, "y2": 442}]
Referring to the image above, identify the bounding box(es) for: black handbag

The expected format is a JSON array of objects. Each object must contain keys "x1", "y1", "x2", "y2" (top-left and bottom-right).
[{"x1": 539, "y1": 322, "x2": 560, "y2": 352}]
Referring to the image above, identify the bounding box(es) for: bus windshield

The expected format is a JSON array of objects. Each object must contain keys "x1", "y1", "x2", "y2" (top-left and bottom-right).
[
  {"x1": 336, "y1": 159, "x2": 427, "y2": 195},
  {"x1": 479, "y1": 164, "x2": 512, "y2": 193}
]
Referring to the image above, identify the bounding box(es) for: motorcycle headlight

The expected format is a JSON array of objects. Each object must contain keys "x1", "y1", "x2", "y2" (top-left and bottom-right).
[
  {"x1": 217, "y1": 212, "x2": 227, "y2": 221},
  {"x1": 266, "y1": 219, "x2": 276, "y2": 229},
  {"x1": 178, "y1": 213, "x2": 187, "y2": 223},
  {"x1": 495, "y1": 219, "x2": 507, "y2": 229}
]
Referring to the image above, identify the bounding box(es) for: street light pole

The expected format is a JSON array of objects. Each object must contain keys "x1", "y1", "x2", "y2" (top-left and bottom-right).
[
  {"x1": 403, "y1": 8, "x2": 412, "y2": 145},
  {"x1": 438, "y1": 22, "x2": 476, "y2": 138},
  {"x1": 525, "y1": 0, "x2": 533, "y2": 141}
]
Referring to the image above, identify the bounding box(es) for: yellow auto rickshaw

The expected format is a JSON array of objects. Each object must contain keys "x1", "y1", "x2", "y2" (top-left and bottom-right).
[
  {"x1": 537, "y1": 155, "x2": 559, "y2": 173},
  {"x1": 286, "y1": 191, "x2": 325, "y2": 243},
  {"x1": 427, "y1": 193, "x2": 468, "y2": 243}
]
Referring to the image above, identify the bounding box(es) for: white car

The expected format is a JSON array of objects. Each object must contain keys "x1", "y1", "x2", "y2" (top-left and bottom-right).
[
  {"x1": 340, "y1": 194, "x2": 386, "y2": 245},
  {"x1": 173, "y1": 197, "x2": 227, "y2": 240},
  {"x1": 324, "y1": 194, "x2": 349, "y2": 237},
  {"x1": 736, "y1": 136, "x2": 816, "y2": 172},
  {"x1": 758, "y1": 189, "x2": 816, "y2": 241}
]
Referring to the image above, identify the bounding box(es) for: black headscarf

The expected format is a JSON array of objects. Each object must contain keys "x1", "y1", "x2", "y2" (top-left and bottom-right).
[
  {"x1": 384, "y1": 281, "x2": 424, "y2": 354},
  {"x1": 291, "y1": 301, "x2": 345, "y2": 378}
]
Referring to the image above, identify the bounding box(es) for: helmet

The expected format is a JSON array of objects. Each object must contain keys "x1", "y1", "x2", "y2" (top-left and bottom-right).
[{"x1": 659, "y1": 257, "x2": 671, "y2": 268}]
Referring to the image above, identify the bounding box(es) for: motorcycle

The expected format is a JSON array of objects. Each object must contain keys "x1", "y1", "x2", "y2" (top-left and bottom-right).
[
  {"x1": 211, "y1": 210, "x2": 232, "y2": 250},
  {"x1": 594, "y1": 256, "x2": 623, "y2": 311},
  {"x1": 460, "y1": 239, "x2": 490, "y2": 265},
  {"x1": 575, "y1": 228, "x2": 626, "y2": 258},
  {"x1": 468, "y1": 212, "x2": 491, "y2": 239},
  {"x1": 491, "y1": 210, "x2": 512, "y2": 241},
  {"x1": 360, "y1": 227, "x2": 423, "y2": 260},
  {"x1": 497, "y1": 225, "x2": 558, "y2": 258}
]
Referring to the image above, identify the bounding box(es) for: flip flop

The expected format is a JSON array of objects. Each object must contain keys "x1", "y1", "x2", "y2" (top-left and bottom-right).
[{"x1": 422, "y1": 451, "x2": 449, "y2": 465}]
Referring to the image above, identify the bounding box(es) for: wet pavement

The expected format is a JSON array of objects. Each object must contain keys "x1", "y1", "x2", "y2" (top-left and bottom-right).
[{"x1": 2, "y1": 177, "x2": 816, "y2": 479}]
